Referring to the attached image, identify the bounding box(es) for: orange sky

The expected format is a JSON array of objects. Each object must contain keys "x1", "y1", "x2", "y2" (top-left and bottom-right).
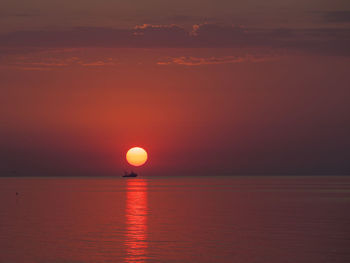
[{"x1": 0, "y1": 1, "x2": 350, "y2": 176}]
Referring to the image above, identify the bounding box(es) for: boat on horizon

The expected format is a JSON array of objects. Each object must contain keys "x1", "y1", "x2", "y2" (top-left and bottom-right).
[{"x1": 122, "y1": 171, "x2": 138, "y2": 178}]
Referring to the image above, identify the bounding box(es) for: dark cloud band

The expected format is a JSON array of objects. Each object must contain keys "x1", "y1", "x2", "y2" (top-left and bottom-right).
[{"x1": 0, "y1": 24, "x2": 349, "y2": 56}]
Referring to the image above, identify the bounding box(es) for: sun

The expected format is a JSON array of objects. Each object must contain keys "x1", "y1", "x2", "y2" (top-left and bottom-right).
[{"x1": 126, "y1": 147, "x2": 148, "y2": 167}]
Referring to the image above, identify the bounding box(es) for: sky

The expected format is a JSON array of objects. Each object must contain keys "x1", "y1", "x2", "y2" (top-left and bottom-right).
[{"x1": 0, "y1": 0, "x2": 350, "y2": 176}]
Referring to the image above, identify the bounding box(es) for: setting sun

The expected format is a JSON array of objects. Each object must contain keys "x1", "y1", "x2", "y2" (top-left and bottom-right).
[{"x1": 126, "y1": 147, "x2": 148, "y2": 167}]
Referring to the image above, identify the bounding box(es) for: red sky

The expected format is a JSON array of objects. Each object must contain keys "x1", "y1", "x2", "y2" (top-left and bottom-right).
[{"x1": 0, "y1": 1, "x2": 349, "y2": 176}]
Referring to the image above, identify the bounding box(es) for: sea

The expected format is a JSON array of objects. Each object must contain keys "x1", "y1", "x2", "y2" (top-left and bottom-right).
[{"x1": 0, "y1": 176, "x2": 349, "y2": 263}]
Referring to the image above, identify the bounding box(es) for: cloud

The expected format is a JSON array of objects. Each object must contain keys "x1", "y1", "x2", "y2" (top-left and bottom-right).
[
  {"x1": 136, "y1": 15, "x2": 221, "y2": 26},
  {"x1": 14, "y1": 62, "x2": 68, "y2": 67},
  {"x1": 78, "y1": 60, "x2": 115, "y2": 67},
  {"x1": 1, "y1": 51, "x2": 117, "y2": 70},
  {"x1": 157, "y1": 55, "x2": 275, "y2": 66},
  {"x1": 134, "y1": 24, "x2": 181, "y2": 30},
  {"x1": 0, "y1": 24, "x2": 349, "y2": 56},
  {"x1": 132, "y1": 24, "x2": 190, "y2": 46}
]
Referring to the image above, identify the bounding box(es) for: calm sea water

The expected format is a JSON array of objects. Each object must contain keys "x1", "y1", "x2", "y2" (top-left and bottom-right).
[{"x1": 0, "y1": 176, "x2": 349, "y2": 263}]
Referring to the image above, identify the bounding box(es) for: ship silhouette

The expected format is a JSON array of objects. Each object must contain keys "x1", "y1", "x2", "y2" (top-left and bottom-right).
[{"x1": 122, "y1": 171, "x2": 138, "y2": 178}]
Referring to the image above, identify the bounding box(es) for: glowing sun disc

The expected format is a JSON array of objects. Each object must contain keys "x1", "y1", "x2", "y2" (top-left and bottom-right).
[{"x1": 126, "y1": 147, "x2": 148, "y2": 167}]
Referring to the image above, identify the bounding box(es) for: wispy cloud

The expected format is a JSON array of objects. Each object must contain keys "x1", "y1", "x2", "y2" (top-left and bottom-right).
[
  {"x1": 14, "y1": 62, "x2": 68, "y2": 67},
  {"x1": 134, "y1": 24, "x2": 181, "y2": 30},
  {"x1": 157, "y1": 55, "x2": 275, "y2": 66},
  {"x1": 2, "y1": 51, "x2": 117, "y2": 70},
  {"x1": 78, "y1": 60, "x2": 115, "y2": 67}
]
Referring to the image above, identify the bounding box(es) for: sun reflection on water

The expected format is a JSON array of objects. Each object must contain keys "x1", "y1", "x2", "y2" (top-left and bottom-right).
[{"x1": 125, "y1": 179, "x2": 148, "y2": 263}]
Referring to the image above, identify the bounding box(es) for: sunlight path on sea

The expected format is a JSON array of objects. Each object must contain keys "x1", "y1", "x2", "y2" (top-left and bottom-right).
[{"x1": 124, "y1": 179, "x2": 148, "y2": 262}]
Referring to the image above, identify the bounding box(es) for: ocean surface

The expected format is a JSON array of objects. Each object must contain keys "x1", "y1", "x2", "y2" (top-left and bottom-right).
[{"x1": 0, "y1": 176, "x2": 349, "y2": 263}]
